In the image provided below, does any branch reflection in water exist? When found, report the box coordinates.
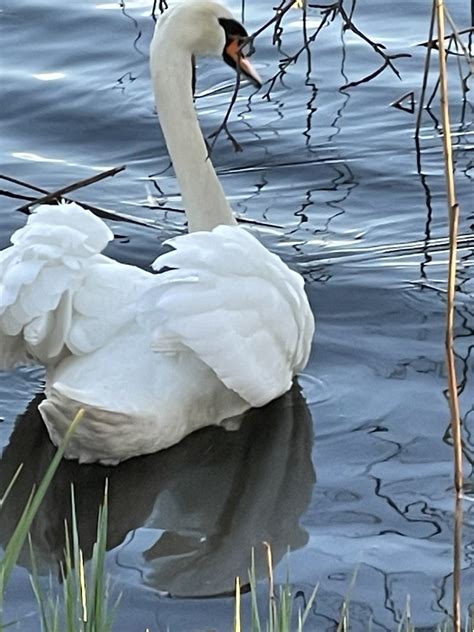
[0,382,315,598]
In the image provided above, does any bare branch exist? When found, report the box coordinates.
[18,166,126,212]
[151,0,168,20]
[207,64,243,153]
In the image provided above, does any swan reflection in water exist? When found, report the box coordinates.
[0,383,315,597]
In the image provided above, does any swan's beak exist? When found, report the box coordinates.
[224,39,262,88]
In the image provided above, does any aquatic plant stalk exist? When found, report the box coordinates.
[234,577,241,632]
[435,1,464,630]
[435,0,464,497]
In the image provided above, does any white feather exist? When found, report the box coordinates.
[0,202,114,362]
[0,1,315,464]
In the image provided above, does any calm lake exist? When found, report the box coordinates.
[0,0,473,629]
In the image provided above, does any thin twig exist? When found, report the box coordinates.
[210,0,409,154]
[262,1,409,95]
[425,30,468,132]
[262,9,332,99]
[246,0,299,49]
[17,166,126,212]
[444,8,474,70]
[208,62,243,153]
[336,2,410,80]
[0,190,37,202]
[8,173,283,230]
[151,0,167,19]
[390,91,415,113]
[19,195,161,229]
[342,55,408,90]
[436,1,463,628]
[226,215,284,229]
[7,173,161,229]
[159,205,284,229]
[0,174,48,194]
[302,0,311,72]
[415,1,437,145]
[418,26,474,48]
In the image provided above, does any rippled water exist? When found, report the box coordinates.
[0,0,473,630]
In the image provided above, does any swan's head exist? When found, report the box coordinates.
[153,0,261,87]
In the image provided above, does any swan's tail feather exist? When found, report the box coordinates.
[0,202,113,367]
[39,386,135,465]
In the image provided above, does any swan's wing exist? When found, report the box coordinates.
[65,260,151,356]
[142,226,314,408]
[0,202,115,367]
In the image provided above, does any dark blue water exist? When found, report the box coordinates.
[0,0,473,630]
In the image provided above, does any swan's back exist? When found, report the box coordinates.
[143,225,314,408]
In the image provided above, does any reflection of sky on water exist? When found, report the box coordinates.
[0,0,473,629]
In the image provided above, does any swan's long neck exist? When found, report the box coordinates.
[150,32,236,232]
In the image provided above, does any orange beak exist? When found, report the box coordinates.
[225,38,262,88]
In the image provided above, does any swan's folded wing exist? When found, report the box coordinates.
[67,260,151,355]
[0,202,114,367]
[142,226,314,408]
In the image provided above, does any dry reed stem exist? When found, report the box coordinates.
[435,0,464,497]
[453,494,463,632]
[263,541,274,601]
[435,1,464,630]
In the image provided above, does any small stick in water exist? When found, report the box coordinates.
[17,165,126,212]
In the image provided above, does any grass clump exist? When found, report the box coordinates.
[234,545,318,632]
[0,410,84,629]
[29,484,119,632]
[0,409,118,632]
[234,547,473,632]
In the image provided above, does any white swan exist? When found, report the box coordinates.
[0,0,314,464]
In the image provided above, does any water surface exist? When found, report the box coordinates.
[0,0,473,629]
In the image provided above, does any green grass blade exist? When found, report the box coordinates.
[249,548,262,632]
[0,464,24,507]
[87,482,109,631]
[300,584,318,629]
[1,410,84,590]
[62,522,79,632]
[29,536,50,632]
